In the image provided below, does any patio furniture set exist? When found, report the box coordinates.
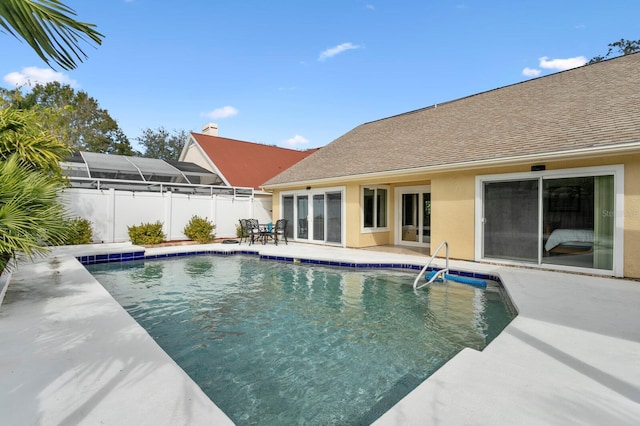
[238,218,288,245]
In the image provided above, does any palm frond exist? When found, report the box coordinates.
[0,107,72,174]
[0,0,103,70]
[0,155,69,271]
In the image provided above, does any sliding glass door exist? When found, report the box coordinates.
[542,176,614,270]
[282,195,294,241]
[313,194,325,241]
[281,188,344,245]
[326,192,342,244]
[483,179,539,262]
[479,166,620,273]
[297,196,308,239]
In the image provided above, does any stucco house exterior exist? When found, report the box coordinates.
[262,53,640,278]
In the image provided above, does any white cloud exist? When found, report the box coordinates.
[318,42,362,61]
[201,106,238,120]
[538,56,587,71]
[3,66,77,87]
[283,134,309,147]
[522,67,541,77]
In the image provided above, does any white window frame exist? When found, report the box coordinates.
[394,185,431,246]
[361,185,390,233]
[280,186,346,247]
[474,164,624,276]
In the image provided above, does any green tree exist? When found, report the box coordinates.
[0,107,71,271]
[588,38,640,64]
[137,127,188,161]
[0,106,71,173]
[0,0,103,70]
[1,82,134,155]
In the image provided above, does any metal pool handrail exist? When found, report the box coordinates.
[413,240,449,291]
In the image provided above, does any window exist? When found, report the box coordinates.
[362,186,388,230]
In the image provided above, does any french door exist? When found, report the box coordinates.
[281,188,343,245]
[396,186,431,247]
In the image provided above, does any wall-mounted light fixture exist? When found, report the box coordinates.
[531,164,546,172]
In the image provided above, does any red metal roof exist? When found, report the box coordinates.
[190,132,318,189]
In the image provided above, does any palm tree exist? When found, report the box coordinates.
[0,0,103,70]
[0,155,68,272]
[0,107,72,272]
[0,107,71,173]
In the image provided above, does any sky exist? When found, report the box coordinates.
[1,1,639,152]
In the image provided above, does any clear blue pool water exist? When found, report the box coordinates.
[87,255,515,425]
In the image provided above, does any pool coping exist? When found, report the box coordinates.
[74,243,501,285]
[1,242,640,425]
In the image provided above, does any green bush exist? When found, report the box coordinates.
[128,221,165,245]
[183,215,216,243]
[60,217,93,245]
[236,223,246,238]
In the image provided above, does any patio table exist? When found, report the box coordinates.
[258,223,275,244]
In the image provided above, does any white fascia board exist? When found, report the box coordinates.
[177,134,194,162]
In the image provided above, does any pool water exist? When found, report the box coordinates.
[87,255,515,425]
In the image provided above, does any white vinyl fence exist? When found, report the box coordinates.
[60,188,272,243]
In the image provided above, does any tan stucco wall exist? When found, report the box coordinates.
[431,172,476,260]
[344,183,364,247]
[271,192,281,219]
[271,184,393,248]
[622,155,640,278]
[267,153,640,277]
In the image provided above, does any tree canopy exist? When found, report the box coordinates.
[588,38,640,64]
[136,127,188,161]
[0,82,134,155]
[0,0,103,70]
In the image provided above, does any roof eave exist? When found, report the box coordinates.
[262,141,640,190]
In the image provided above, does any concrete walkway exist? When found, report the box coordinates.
[0,245,233,426]
[1,242,639,425]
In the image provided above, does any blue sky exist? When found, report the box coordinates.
[1,1,638,151]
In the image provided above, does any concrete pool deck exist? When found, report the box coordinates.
[1,242,639,425]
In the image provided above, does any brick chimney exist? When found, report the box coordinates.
[202,122,218,136]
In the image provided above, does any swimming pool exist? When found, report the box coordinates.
[87,255,515,425]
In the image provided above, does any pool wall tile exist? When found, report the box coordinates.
[74,246,502,286]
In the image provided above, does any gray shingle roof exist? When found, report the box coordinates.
[264,53,640,187]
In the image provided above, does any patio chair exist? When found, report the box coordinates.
[273,219,288,245]
[246,219,262,245]
[238,219,249,244]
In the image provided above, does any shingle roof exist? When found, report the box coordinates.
[190,133,318,189]
[264,53,640,187]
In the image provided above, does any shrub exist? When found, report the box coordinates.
[128,221,165,245]
[236,223,246,238]
[183,215,216,243]
[60,217,93,245]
